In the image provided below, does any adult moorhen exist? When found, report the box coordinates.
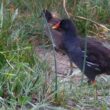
[52,19,110,84]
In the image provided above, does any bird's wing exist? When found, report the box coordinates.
[80,37,110,73]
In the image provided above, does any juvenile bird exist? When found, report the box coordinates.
[42,9,65,53]
[52,19,110,84]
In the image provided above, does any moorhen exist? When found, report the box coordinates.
[52,19,110,84]
[42,10,74,73]
[42,10,65,53]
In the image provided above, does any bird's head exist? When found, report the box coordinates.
[52,19,76,32]
[41,9,53,22]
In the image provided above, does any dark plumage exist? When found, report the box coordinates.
[42,10,60,24]
[42,10,53,22]
[42,10,64,53]
[52,19,110,83]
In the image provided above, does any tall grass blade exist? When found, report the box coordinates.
[12,8,18,22]
[0,1,3,29]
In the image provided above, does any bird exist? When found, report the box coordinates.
[52,19,110,84]
[41,9,65,53]
[42,10,74,73]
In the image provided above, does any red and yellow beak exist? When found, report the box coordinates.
[52,22,60,29]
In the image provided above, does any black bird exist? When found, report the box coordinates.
[42,10,65,53]
[52,19,110,84]
[42,10,74,73]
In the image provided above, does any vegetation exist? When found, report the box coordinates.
[0,0,110,109]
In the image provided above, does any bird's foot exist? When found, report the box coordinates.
[88,80,96,86]
[88,80,98,99]
[69,69,73,75]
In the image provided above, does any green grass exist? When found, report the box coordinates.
[0,0,110,109]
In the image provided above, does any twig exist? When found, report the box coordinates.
[73,0,77,12]
[63,0,70,18]
[76,16,110,32]
[6,59,14,69]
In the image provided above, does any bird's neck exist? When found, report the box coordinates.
[64,30,78,42]
[63,30,84,70]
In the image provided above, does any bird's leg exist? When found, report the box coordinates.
[91,80,96,86]
[92,80,98,100]
[88,80,98,100]
[88,79,96,85]
[69,60,74,75]
[55,48,60,52]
